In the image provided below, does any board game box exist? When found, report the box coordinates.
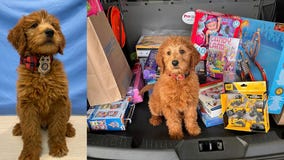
[87,97,134,131]
[199,82,224,118]
[207,36,240,80]
[198,102,224,128]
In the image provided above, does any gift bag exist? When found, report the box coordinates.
[87,12,132,106]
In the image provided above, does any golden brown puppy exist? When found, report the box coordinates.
[7,10,75,160]
[145,36,201,139]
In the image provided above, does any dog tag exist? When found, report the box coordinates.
[38,56,51,75]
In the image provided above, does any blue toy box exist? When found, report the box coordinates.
[198,102,223,127]
[87,97,134,131]
[237,18,284,114]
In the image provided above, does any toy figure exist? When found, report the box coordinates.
[205,16,221,45]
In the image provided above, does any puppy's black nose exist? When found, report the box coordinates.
[45,29,54,38]
[172,60,179,66]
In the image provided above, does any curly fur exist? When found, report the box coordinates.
[7,10,75,160]
[146,36,201,139]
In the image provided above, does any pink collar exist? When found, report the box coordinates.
[168,72,190,81]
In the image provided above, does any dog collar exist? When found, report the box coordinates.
[168,72,190,81]
[20,55,53,74]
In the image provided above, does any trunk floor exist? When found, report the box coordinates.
[88,96,284,149]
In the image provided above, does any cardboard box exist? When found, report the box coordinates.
[199,82,224,118]
[198,103,223,127]
[136,35,169,68]
[87,97,134,131]
[87,12,132,106]
[237,17,284,114]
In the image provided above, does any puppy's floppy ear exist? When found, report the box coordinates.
[156,46,165,73]
[58,31,66,54]
[7,18,26,55]
[189,43,200,69]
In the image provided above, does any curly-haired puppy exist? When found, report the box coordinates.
[7,10,75,159]
[146,36,201,139]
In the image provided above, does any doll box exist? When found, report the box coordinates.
[87,97,134,131]
[191,9,242,60]
[143,49,158,83]
[237,17,284,114]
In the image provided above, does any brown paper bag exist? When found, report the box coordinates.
[87,12,132,106]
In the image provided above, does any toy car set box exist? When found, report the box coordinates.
[87,96,135,131]
[221,81,270,133]
[237,17,284,114]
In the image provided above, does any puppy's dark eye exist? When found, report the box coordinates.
[30,23,38,28]
[179,49,185,54]
[167,51,171,55]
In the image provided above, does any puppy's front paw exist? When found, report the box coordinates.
[13,123,22,136]
[149,116,162,126]
[49,144,68,157]
[66,122,76,137]
[19,150,40,160]
[169,132,184,140]
[187,125,201,136]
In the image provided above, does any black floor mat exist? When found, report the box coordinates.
[87,96,284,149]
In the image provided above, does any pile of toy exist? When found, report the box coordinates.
[190,9,284,132]
[133,9,284,132]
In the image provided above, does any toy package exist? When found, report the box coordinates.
[127,62,144,104]
[191,9,242,60]
[136,35,169,68]
[221,81,270,133]
[207,36,240,80]
[143,49,158,83]
[198,102,223,127]
[199,82,224,118]
[237,17,284,114]
[87,97,135,131]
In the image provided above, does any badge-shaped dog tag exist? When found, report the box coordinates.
[38,56,51,75]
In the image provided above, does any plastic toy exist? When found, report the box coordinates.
[127,62,145,104]
[221,81,270,133]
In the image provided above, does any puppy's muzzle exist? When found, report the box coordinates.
[172,60,179,66]
[45,29,54,38]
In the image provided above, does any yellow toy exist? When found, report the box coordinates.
[221,81,269,132]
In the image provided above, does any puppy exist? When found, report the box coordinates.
[7,10,75,159]
[144,36,201,139]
